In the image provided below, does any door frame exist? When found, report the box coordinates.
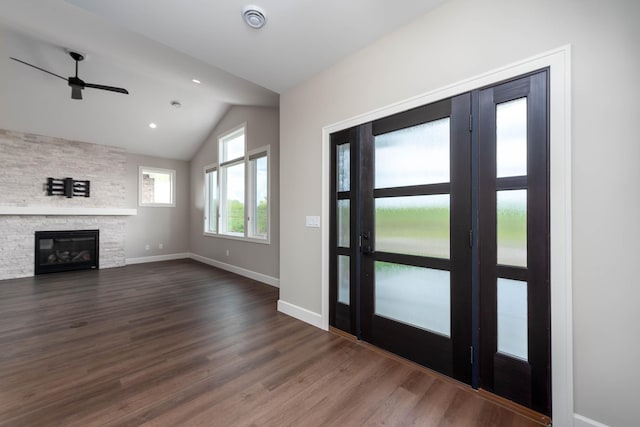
[320,45,572,425]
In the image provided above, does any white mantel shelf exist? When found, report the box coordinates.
[0,207,137,216]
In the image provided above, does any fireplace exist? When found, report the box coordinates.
[35,230,99,275]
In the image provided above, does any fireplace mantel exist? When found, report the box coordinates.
[0,207,137,216]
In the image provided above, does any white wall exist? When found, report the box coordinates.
[279,0,640,426]
[124,153,190,259]
[190,106,280,280]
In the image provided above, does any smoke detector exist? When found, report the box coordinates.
[242,5,267,29]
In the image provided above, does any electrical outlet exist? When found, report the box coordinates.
[158,243,163,249]
[145,244,150,250]
[226,249,229,257]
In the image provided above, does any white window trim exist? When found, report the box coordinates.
[203,163,218,234]
[138,166,176,207]
[219,122,247,164]
[203,124,271,244]
[219,157,245,237]
[247,145,271,243]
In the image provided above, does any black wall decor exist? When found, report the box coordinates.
[46,178,90,198]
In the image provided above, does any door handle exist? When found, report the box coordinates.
[360,232,374,255]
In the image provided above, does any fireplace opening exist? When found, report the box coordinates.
[35,230,99,275]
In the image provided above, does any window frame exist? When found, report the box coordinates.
[203,124,270,244]
[247,146,270,241]
[138,166,176,207]
[204,165,218,234]
[219,158,246,237]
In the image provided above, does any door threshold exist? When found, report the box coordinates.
[477,389,551,426]
[328,327,552,426]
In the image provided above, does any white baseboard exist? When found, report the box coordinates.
[189,253,279,288]
[574,414,609,427]
[125,253,190,265]
[277,299,324,330]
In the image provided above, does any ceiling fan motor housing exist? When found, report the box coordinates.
[69,51,85,62]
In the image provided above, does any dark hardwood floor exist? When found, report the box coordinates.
[0,260,544,426]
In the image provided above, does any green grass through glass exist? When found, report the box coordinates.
[497,190,527,267]
[375,195,450,258]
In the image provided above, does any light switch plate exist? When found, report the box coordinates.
[305,215,320,228]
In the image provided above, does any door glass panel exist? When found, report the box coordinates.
[496,97,527,178]
[497,190,527,267]
[497,278,528,360]
[375,262,450,336]
[338,256,350,305]
[375,118,450,189]
[337,143,350,192]
[337,200,350,247]
[375,195,449,258]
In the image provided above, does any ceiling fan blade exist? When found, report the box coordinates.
[84,83,129,95]
[71,85,83,100]
[9,57,67,81]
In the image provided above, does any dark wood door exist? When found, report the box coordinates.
[329,70,551,415]
[331,95,473,384]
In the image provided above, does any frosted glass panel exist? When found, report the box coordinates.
[337,200,350,247]
[496,97,527,178]
[338,256,350,305]
[498,278,528,360]
[375,262,450,336]
[497,190,527,267]
[337,143,350,192]
[376,195,449,258]
[375,118,450,188]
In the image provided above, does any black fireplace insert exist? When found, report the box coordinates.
[35,230,99,275]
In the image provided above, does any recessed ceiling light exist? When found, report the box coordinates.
[149,123,157,129]
[242,5,267,29]
[192,79,201,84]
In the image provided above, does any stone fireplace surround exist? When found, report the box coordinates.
[0,129,135,280]
[0,212,133,280]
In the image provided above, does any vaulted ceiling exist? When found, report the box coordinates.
[0,0,445,160]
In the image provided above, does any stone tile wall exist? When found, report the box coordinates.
[0,129,126,208]
[0,129,129,280]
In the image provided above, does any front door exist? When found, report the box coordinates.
[359,95,473,384]
[330,70,550,415]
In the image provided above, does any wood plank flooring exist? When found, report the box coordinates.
[0,260,543,426]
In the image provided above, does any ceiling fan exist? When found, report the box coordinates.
[9,51,129,100]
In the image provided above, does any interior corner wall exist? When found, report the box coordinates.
[124,152,190,259]
[279,0,640,426]
[189,105,280,280]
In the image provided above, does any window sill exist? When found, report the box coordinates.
[203,232,270,245]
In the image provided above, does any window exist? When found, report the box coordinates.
[139,166,175,207]
[220,161,245,236]
[248,152,268,239]
[204,124,270,242]
[205,167,217,233]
